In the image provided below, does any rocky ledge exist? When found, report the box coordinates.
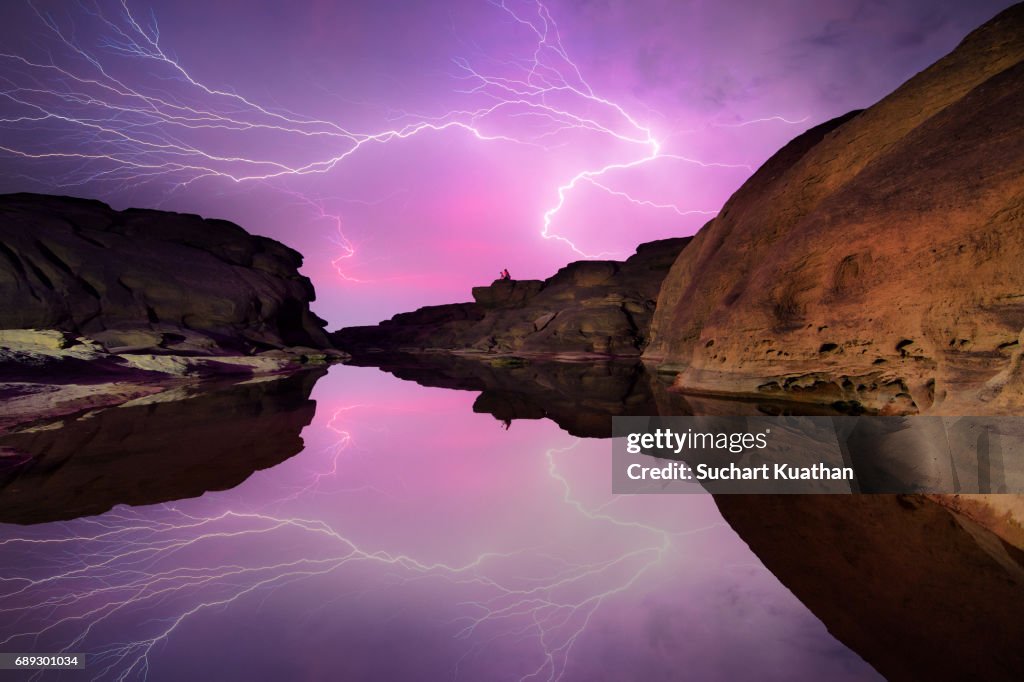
[1,193,334,352]
[333,237,689,357]
[0,193,344,432]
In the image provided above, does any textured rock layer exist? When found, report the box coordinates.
[645,5,1024,415]
[0,193,331,354]
[334,238,689,357]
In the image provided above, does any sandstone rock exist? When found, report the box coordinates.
[645,4,1024,415]
[471,279,544,307]
[0,329,74,350]
[333,237,689,357]
[0,193,332,354]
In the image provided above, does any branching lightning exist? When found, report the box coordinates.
[714,114,811,128]
[0,0,801,270]
[0,4,791,675]
[0,435,723,681]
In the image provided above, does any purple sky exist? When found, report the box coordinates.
[0,0,1015,327]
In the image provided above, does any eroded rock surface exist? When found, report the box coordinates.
[0,193,332,354]
[645,4,1024,415]
[333,238,689,357]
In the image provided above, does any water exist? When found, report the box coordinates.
[0,364,881,681]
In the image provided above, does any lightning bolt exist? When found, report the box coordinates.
[277,190,365,283]
[273,403,379,502]
[0,0,794,269]
[0,431,726,682]
[714,115,811,128]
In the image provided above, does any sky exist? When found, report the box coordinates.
[0,0,1016,327]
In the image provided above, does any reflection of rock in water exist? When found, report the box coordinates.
[0,368,325,525]
[348,353,661,438]
[715,494,1024,682]
[349,352,850,438]
[346,351,1024,678]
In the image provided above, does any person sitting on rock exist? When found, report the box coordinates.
[501,268,511,280]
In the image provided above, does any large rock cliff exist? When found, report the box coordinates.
[645,4,1024,415]
[0,193,332,354]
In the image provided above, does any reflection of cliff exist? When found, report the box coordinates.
[0,369,325,524]
[354,354,858,438]
[352,352,1024,679]
[348,353,663,438]
[715,495,1024,681]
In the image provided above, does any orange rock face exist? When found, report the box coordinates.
[645,4,1024,415]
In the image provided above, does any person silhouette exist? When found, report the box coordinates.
[501,268,511,280]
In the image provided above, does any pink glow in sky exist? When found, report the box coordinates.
[0,0,1015,327]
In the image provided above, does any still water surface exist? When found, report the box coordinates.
[0,364,881,681]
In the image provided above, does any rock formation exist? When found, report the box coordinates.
[0,194,345,430]
[0,193,332,354]
[333,237,689,357]
[644,4,1024,415]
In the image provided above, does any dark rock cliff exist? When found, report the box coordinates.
[0,193,332,354]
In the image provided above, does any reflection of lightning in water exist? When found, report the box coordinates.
[274,403,404,503]
[0,509,523,681]
[0,0,796,266]
[274,404,364,503]
[449,441,673,680]
[0,437,723,681]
